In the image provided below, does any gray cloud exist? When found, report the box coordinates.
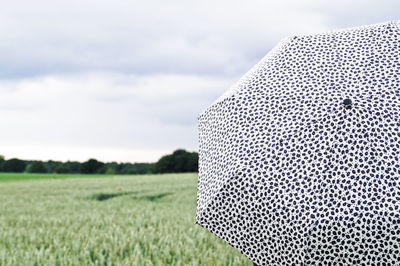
[0,0,326,78]
[0,0,398,161]
[0,0,397,79]
[0,73,233,160]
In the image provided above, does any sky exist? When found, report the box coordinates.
[0,0,399,163]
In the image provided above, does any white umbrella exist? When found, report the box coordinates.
[196,20,400,265]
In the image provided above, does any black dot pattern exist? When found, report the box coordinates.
[196,21,400,265]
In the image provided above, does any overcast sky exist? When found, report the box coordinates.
[0,0,398,162]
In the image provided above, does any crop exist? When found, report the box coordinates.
[0,173,251,265]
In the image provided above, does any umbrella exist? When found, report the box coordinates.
[195,20,400,265]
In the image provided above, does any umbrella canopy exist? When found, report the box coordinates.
[196,21,400,265]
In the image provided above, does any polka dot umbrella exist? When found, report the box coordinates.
[195,20,400,265]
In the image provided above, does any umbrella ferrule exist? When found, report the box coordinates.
[343,98,352,109]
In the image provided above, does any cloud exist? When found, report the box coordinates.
[0,144,170,163]
[0,73,234,161]
[309,0,400,28]
[0,0,396,80]
[0,0,398,161]
[0,0,329,78]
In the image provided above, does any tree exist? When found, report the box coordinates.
[45,160,62,173]
[64,161,81,173]
[80,159,105,174]
[186,152,199,172]
[96,165,114,174]
[54,164,71,173]
[155,149,198,173]
[26,161,48,173]
[0,155,5,171]
[155,154,174,173]
[3,158,26,172]
[121,163,155,174]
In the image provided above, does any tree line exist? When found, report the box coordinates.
[0,149,198,174]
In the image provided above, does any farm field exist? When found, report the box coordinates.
[0,173,109,182]
[0,173,251,265]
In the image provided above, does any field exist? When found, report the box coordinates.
[0,173,108,182]
[0,173,251,265]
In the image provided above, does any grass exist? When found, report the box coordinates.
[0,173,251,265]
[0,172,109,182]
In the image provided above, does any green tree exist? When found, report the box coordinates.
[155,154,174,173]
[80,159,104,174]
[155,149,198,173]
[3,158,26,173]
[26,161,48,173]
[54,164,71,173]
[116,163,155,175]
[45,160,63,173]
[96,165,114,174]
[0,155,5,171]
[186,152,199,172]
[65,161,81,173]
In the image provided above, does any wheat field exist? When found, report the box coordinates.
[0,173,251,265]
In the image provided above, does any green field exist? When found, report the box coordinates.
[0,173,109,182]
[0,173,251,265]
